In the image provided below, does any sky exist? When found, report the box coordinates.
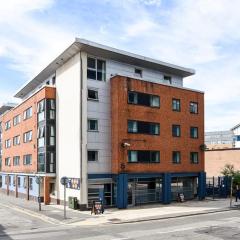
[0,0,240,131]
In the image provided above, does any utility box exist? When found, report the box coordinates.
[68,197,78,210]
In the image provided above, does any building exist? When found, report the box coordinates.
[0,39,205,209]
[205,124,240,177]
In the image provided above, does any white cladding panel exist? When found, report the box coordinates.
[87,58,183,174]
[55,53,81,200]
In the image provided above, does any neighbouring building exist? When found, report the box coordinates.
[205,124,240,177]
[0,39,205,209]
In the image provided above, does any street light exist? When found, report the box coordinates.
[35,176,43,211]
[60,176,69,219]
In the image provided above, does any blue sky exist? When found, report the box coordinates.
[0,0,240,131]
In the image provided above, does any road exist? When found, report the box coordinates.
[1,203,240,239]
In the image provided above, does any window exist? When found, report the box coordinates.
[128,120,160,135]
[13,156,20,166]
[128,91,160,108]
[17,177,21,187]
[172,99,180,111]
[49,125,55,146]
[13,135,20,146]
[88,150,98,161]
[134,68,142,78]
[23,131,32,143]
[5,120,11,130]
[87,57,106,81]
[13,115,21,126]
[164,75,172,84]
[172,151,181,164]
[37,100,45,122]
[150,95,160,107]
[37,126,45,147]
[38,153,45,172]
[29,178,33,190]
[5,139,11,148]
[88,119,98,131]
[5,157,11,166]
[13,177,16,187]
[9,176,12,186]
[50,99,55,110]
[128,120,138,133]
[5,176,9,185]
[88,89,99,100]
[23,154,32,165]
[190,152,199,164]
[190,102,198,114]
[128,150,160,163]
[23,107,33,120]
[190,127,198,139]
[172,125,181,137]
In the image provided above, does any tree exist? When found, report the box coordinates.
[221,164,235,177]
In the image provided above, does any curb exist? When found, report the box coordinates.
[110,208,233,224]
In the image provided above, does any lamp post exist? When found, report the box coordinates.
[230,176,234,208]
[60,176,69,219]
[35,176,43,211]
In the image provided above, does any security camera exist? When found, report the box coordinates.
[122,142,131,148]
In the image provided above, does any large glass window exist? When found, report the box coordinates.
[37,100,45,122]
[128,120,160,135]
[49,125,55,146]
[172,99,180,111]
[128,91,160,108]
[87,57,106,81]
[38,153,45,172]
[37,126,45,147]
[172,125,181,137]
[128,150,160,163]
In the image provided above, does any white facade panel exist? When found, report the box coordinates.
[55,52,82,201]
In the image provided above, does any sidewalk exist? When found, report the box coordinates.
[0,193,237,226]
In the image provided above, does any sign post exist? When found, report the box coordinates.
[35,176,43,211]
[60,176,68,219]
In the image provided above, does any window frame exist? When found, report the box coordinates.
[5,157,11,166]
[127,120,160,135]
[13,115,21,126]
[190,126,198,139]
[87,150,99,162]
[23,130,33,143]
[87,119,99,132]
[190,152,199,164]
[172,98,181,112]
[87,56,106,81]
[190,102,198,114]
[172,151,181,164]
[128,150,160,163]
[128,91,160,108]
[23,154,32,165]
[23,107,33,120]
[13,156,20,166]
[172,124,181,137]
[87,88,99,101]
[5,120,11,130]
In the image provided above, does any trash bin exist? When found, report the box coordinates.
[68,197,78,210]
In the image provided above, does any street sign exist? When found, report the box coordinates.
[61,176,69,186]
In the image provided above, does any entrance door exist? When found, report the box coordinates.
[127,181,135,206]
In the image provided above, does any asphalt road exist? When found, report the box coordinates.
[1,203,240,240]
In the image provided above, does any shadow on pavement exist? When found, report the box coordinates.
[0,224,13,240]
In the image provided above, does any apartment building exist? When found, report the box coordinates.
[0,39,205,209]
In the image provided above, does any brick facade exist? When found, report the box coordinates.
[111,76,204,174]
[0,87,55,174]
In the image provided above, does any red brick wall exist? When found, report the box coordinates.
[111,76,204,174]
[0,87,56,174]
